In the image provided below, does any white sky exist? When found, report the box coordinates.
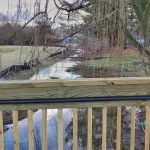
[0,0,85,26]
[0,0,57,17]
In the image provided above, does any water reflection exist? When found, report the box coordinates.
[4,56,81,149]
[31,57,81,80]
[4,109,72,150]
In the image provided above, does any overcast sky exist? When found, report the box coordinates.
[0,0,85,26]
[0,0,57,17]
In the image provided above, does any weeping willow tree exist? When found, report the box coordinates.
[125,0,150,75]
[82,0,124,51]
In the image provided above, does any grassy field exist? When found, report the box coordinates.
[0,45,64,70]
[82,53,146,77]
[0,46,146,78]
[84,54,141,67]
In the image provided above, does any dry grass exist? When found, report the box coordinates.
[0,45,64,70]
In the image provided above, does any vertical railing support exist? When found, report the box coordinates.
[58,109,63,150]
[87,108,92,150]
[28,110,34,150]
[0,111,4,150]
[116,107,121,150]
[13,111,20,150]
[102,107,107,150]
[42,109,47,150]
[73,108,78,150]
[145,106,150,150]
[130,106,136,150]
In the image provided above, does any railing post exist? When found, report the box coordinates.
[28,110,34,150]
[42,109,47,150]
[13,110,20,150]
[0,111,4,150]
[116,107,121,150]
[130,106,136,150]
[102,107,107,150]
[58,109,63,150]
[87,108,92,150]
[73,108,78,150]
[145,106,150,150]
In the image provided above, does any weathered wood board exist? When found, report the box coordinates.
[0,77,150,100]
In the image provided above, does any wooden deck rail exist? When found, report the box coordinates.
[0,77,150,150]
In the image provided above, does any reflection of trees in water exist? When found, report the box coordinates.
[65,109,88,149]
[18,111,59,150]
[48,115,58,149]
[34,125,42,150]
[65,107,146,150]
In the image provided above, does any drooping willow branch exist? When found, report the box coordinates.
[54,0,91,12]
[48,7,119,44]
[2,0,50,43]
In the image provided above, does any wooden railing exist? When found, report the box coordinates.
[0,77,150,150]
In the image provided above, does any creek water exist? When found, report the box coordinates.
[4,57,82,150]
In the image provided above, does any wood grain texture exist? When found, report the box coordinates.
[42,109,47,150]
[87,108,92,150]
[28,110,34,150]
[73,109,78,150]
[130,106,136,150]
[0,77,150,100]
[58,109,63,150]
[116,107,121,150]
[102,107,107,150]
[145,106,150,150]
[0,111,4,150]
[13,111,20,150]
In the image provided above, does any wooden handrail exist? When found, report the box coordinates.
[0,77,150,100]
[0,77,150,150]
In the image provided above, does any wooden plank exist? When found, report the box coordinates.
[130,106,136,150]
[1,84,150,100]
[73,108,78,150]
[1,100,150,111]
[1,77,150,100]
[13,111,20,150]
[145,106,150,150]
[42,109,47,150]
[102,107,107,150]
[28,110,34,150]
[116,107,121,150]
[1,77,150,88]
[0,111,4,150]
[87,108,92,150]
[58,109,63,150]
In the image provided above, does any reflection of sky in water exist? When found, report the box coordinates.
[30,58,81,80]
[4,109,73,150]
[4,57,82,150]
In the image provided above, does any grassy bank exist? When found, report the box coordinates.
[0,45,64,70]
[9,57,63,80]
[67,53,146,77]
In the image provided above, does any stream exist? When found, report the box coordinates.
[4,56,82,150]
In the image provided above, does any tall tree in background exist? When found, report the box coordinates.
[84,0,120,43]
[125,0,150,74]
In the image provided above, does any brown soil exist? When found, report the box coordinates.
[79,46,138,59]
[3,110,28,125]
[67,65,121,78]
[104,47,138,57]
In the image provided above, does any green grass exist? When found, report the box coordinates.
[9,57,63,80]
[83,54,146,77]
[0,46,35,53]
[84,55,141,68]
[0,45,63,70]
